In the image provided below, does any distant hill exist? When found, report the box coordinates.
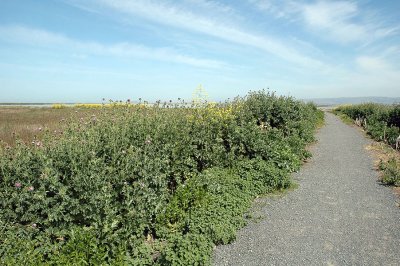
[304,97,400,107]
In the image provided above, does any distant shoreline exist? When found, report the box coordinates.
[1,96,399,108]
[0,103,86,107]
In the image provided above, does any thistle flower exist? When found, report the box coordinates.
[31,223,37,228]
[145,139,152,145]
[28,186,34,191]
[15,182,22,188]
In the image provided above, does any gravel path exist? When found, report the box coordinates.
[213,113,400,266]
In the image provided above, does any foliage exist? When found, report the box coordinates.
[334,103,400,147]
[51,104,67,109]
[0,90,323,265]
[379,157,400,186]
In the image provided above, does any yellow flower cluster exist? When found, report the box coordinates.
[205,104,235,121]
[51,104,66,109]
[74,103,104,108]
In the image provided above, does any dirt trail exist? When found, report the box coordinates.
[213,113,400,266]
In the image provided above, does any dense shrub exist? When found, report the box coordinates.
[334,103,400,147]
[0,90,323,265]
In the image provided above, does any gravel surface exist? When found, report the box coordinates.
[213,113,400,266]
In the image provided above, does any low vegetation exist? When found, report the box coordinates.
[334,103,400,146]
[334,103,400,187]
[0,91,323,265]
[0,107,90,146]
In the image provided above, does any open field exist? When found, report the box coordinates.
[0,107,98,146]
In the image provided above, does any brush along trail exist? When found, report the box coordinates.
[213,112,400,266]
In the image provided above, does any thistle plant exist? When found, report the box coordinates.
[0,90,323,265]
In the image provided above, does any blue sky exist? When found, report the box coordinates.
[0,0,399,103]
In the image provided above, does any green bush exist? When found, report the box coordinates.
[334,103,400,147]
[0,90,323,265]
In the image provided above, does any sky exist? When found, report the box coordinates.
[0,0,399,103]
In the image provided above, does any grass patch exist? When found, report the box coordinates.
[333,112,354,125]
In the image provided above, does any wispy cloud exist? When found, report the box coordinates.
[65,0,329,69]
[0,25,224,68]
[248,0,299,20]
[356,56,391,71]
[301,1,361,44]
[0,25,72,46]
[249,0,399,45]
[350,56,400,93]
[302,1,365,43]
[301,1,399,44]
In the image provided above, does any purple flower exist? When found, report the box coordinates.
[15,182,22,188]
[28,186,34,192]
[31,223,37,228]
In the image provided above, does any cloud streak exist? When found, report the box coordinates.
[66,0,329,69]
[0,25,225,68]
[250,0,399,45]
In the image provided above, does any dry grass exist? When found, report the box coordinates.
[365,141,399,171]
[365,142,400,169]
[365,142,400,203]
[0,107,94,146]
